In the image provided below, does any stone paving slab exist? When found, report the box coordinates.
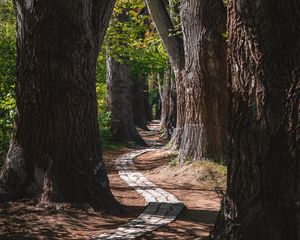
[92,149,185,240]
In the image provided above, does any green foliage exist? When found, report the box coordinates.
[104,0,168,76]
[97,0,169,143]
[95,53,113,148]
[0,0,169,156]
[0,0,16,164]
[222,31,228,40]
[168,153,179,167]
[184,156,193,165]
[167,0,182,38]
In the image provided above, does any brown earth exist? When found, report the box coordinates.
[134,150,224,240]
[0,122,225,239]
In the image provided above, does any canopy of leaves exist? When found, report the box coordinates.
[104,0,168,77]
[0,0,169,155]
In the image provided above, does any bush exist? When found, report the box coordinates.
[0,2,16,165]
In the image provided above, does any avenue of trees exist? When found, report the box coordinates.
[0,0,299,239]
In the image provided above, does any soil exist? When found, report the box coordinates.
[0,122,225,239]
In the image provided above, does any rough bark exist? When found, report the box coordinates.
[151,82,161,120]
[132,74,149,131]
[144,79,153,122]
[160,67,177,140]
[178,0,228,163]
[0,0,119,211]
[145,0,185,147]
[106,56,144,144]
[159,75,166,128]
[145,0,184,71]
[155,99,161,120]
[169,69,185,148]
[211,0,300,239]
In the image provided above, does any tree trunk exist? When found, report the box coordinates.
[0,0,119,212]
[145,0,185,147]
[169,69,185,148]
[178,0,228,163]
[159,73,167,129]
[132,74,149,130]
[106,56,144,144]
[160,67,177,140]
[211,0,300,239]
[144,78,153,122]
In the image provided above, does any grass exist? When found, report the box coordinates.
[165,152,227,189]
[168,152,179,167]
[194,159,227,175]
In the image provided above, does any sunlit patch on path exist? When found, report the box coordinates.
[92,149,184,239]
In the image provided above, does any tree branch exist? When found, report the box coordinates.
[145,0,184,71]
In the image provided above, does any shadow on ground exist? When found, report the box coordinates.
[0,200,217,240]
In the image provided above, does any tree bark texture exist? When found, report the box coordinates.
[169,69,185,148]
[160,67,177,140]
[106,56,144,144]
[144,79,153,122]
[0,0,119,211]
[211,0,300,239]
[132,74,149,131]
[178,0,228,163]
[145,0,185,148]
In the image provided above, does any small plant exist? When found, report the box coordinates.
[168,153,179,167]
[184,156,193,165]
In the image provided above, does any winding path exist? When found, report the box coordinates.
[92,148,184,239]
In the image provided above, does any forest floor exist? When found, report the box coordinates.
[0,121,226,240]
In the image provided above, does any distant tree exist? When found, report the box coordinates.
[105,0,168,132]
[144,79,152,122]
[211,0,300,239]
[159,66,176,139]
[145,0,185,147]
[131,73,150,130]
[107,56,144,143]
[106,6,144,143]
[0,0,119,212]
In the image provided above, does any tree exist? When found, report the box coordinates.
[145,0,185,148]
[106,56,144,143]
[131,73,150,130]
[178,0,228,163]
[147,0,228,162]
[159,66,177,139]
[0,0,119,211]
[106,6,144,143]
[144,78,153,122]
[105,0,168,132]
[211,0,300,239]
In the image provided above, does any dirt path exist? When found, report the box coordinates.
[134,121,221,239]
[0,121,221,239]
[93,147,184,239]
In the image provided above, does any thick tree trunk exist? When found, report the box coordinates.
[177,0,228,163]
[132,74,149,130]
[211,0,300,239]
[106,56,144,144]
[0,0,119,211]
